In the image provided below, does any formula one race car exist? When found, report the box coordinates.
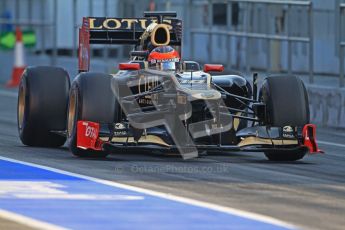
[17,12,322,161]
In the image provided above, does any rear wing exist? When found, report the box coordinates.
[78,12,182,72]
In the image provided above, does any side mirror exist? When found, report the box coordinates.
[183,61,201,72]
[119,63,140,70]
[203,64,224,73]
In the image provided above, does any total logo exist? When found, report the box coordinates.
[114,123,127,136]
[114,123,126,130]
[282,126,294,138]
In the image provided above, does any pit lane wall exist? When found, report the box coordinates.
[306,85,345,128]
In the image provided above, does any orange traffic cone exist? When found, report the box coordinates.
[6,27,26,87]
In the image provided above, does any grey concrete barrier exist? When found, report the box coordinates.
[307,85,345,128]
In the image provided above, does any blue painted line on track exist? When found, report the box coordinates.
[0,158,294,230]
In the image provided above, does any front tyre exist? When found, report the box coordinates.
[260,75,310,161]
[264,148,308,161]
[67,72,119,158]
[260,75,309,127]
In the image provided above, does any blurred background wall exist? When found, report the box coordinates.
[0,0,344,83]
[1,0,345,128]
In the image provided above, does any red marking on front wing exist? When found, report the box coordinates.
[77,121,103,151]
[302,124,324,154]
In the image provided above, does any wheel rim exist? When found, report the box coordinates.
[67,90,77,137]
[18,83,26,130]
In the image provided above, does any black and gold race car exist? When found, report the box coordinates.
[17,12,322,161]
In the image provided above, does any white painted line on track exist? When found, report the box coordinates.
[318,140,345,149]
[0,89,17,98]
[0,156,296,230]
[0,209,68,230]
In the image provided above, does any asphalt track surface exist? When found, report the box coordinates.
[0,88,345,230]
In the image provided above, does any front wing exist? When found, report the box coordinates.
[76,120,322,158]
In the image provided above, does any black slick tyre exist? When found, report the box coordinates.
[17,66,70,147]
[67,72,120,158]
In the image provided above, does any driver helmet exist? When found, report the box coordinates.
[148,46,180,71]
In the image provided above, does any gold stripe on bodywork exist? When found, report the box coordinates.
[233,112,242,131]
[100,135,170,147]
[238,136,298,147]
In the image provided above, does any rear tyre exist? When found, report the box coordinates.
[260,75,309,161]
[67,72,119,158]
[17,66,70,147]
